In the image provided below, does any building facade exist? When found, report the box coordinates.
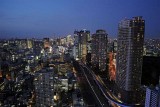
[116,16,145,103]
[34,67,54,107]
[73,29,90,61]
[91,29,108,71]
[145,86,160,107]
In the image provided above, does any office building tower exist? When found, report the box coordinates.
[116,16,145,103]
[27,39,33,49]
[91,29,108,71]
[73,29,90,61]
[145,86,160,107]
[73,30,79,60]
[34,68,54,107]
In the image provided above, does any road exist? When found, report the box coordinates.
[77,63,110,107]
[80,62,142,107]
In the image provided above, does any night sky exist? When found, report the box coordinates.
[0,0,160,39]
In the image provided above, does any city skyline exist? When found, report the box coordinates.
[0,0,160,39]
[0,18,160,106]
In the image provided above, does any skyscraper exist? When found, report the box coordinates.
[116,16,145,103]
[73,29,90,62]
[91,29,108,72]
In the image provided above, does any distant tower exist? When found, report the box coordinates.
[145,86,160,107]
[73,29,90,61]
[91,29,108,71]
[27,39,33,49]
[116,16,145,103]
[73,30,79,60]
[80,30,90,62]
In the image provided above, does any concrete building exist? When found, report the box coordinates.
[116,16,145,103]
[91,29,108,71]
[34,67,54,107]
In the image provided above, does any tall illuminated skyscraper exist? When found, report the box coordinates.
[91,29,108,72]
[73,29,90,61]
[116,16,145,103]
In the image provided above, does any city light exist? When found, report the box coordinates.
[109,52,116,81]
[0,1,159,106]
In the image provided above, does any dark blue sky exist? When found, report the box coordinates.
[0,0,160,38]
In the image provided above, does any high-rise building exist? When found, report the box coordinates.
[116,16,145,103]
[27,39,33,49]
[91,29,108,71]
[73,29,90,61]
[145,86,160,107]
[73,30,79,60]
[34,67,54,107]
